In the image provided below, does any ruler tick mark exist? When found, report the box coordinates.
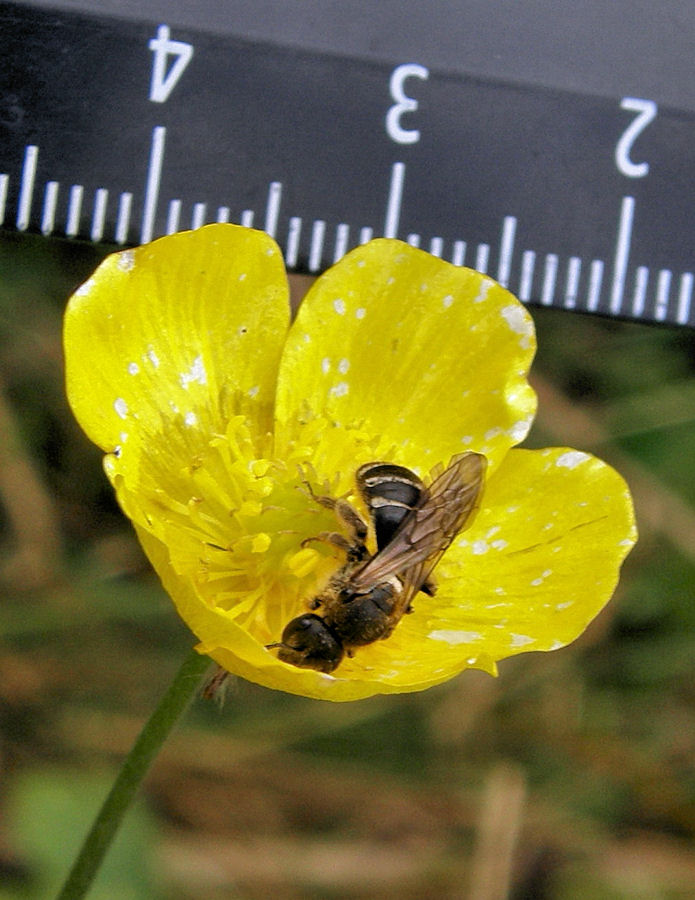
[240,209,254,228]
[406,233,420,248]
[631,266,649,317]
[309,219,326,271]
[285,216,302,267]
[384,161,405,238]
[497,215,517,287]
[115,192,133,244]
[41,180,59,235]
[655,269,672,321]
[333,222,350,262]
[541,254,558,306]
[191,201,206,229]
[519,250,536,301]
[16,144,38,231]
[359,226,373,244]
[66,184,83,237]
[475,243,490,273]
[0,174,8,224]
[91,187,108,242]
[587,259,604,311]
[166,199,181,234]
[141,125,166,243]
[677,273,693,325]
[564,256,582,308]
[216,206,230,223]
[610,195,635,314]
[451,240,466,267]
[264,181,282,238]
[429,236,443,257]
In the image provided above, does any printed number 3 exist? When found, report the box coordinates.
[386,63,430,145]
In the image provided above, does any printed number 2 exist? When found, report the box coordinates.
[385,63,430,144]
[149,25,194,103]
[615,97,658,178]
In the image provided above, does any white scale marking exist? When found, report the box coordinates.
[655,268,672,321]
[610,195,635,314]
[240,209,254,228]
[429,235,443,257]
[41,180,59,235]
[285,216,302,266]
[359,226,373,244]
[541,254,558,305]
[66,184,83,236]
[451,240,466,267]
[115,192,133,244]
[16,144,38,230]
[333,222,350,262]
[0,174,8,223]
[141,125,166,244]
[191,201,206,229]
[384,161,405,238]
[519,250,535,301]
[264,181,282,238]
[166,198,181,234]
[586,259,604,311]
[475,243,489,273]
[309,219,326,271]
[497,215,516,287]
[407,233,420,247]
[564,256,581,309]
[91,187,109,242]
[216,206,230,223]
[631,265,649,317]
[677,272,693,325]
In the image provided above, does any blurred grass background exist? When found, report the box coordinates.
[0,230,694,899]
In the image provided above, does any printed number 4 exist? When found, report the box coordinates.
[149,25,194,104]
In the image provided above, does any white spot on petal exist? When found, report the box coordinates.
[75,277,95,296]
[117,250,135,272]
[485,427,502,441]
[238,272,247,281]
[248,385,259,398]
[333,298,346,315]
[556,450,590,469]
[321,357,331,374]
[330,381,349,397]
[474,278,493,302]
[184,411,197,427]
[491,539,508,551]
[114,397,128,419]
[556,601,574,610]
[510,633,535,648]
[146,348,160,368]
[180,355,207,388]
[509,418,532,442]
[429,629,483,645]
[355,307,366,319]
[338,358,350,374]
[442,293,454,308]
[501,303,530,334]
[127,362,140,375]
[472,540,488,555]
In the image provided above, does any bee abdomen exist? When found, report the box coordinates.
[326,582,399,646]
[356,462,426,550]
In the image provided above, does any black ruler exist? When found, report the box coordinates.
[2,0,694,327]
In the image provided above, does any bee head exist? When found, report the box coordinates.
[267,614,344,674]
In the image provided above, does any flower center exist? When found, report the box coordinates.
[132,414,360,643]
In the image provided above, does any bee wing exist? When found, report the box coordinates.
[350,451,487,596]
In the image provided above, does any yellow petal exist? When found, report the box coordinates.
[274,239,537,487]
[64,225,289,458]
[386,446,637,679]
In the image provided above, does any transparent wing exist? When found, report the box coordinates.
[350,452,487,603]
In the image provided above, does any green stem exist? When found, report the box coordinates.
[56,648,212,900]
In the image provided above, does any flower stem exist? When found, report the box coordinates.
[56,648,212,900]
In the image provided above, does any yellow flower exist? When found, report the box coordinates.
[64,224,636,701]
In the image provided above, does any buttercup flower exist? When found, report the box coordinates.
[64,224,636,701]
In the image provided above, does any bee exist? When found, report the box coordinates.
[267,451,486,673]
